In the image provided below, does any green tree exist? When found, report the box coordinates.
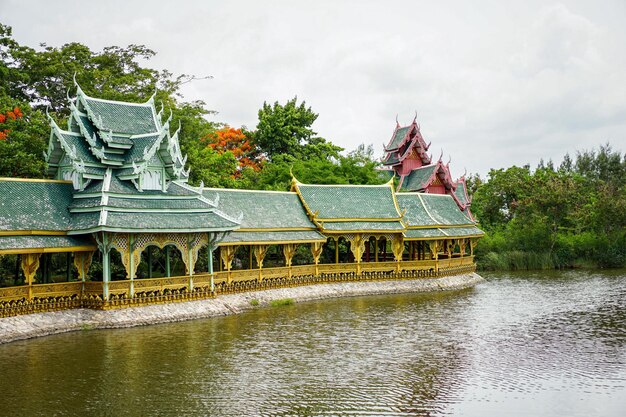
[254,97,341,160]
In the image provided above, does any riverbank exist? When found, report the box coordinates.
[0,272,484,344]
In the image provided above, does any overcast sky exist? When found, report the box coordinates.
[2,0,625,177]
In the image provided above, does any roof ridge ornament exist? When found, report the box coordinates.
[66,87,75,103]
[99,129,113,144]
[412,111,417,124]
[157,102,164,121]
[396,114,399,127]
[92,146,105,161]
[146,88,157,105]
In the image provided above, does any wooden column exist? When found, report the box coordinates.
[207,242,215,292]
[374,238,379,262]
[73,251,94,297]
[147,247,153,278]
[21,253,41,301]
[253,245,268,282]
[66,253,72,282]
[96,232,113,301]
[283,244,297,278]
[165,246,171,277]
[335,238,339,264]
[392,235,404,273]
[311,242,323,276]
[220,245,237,284]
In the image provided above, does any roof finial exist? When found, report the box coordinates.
[447,155,451,166]
[146,88,157,104]
[462,167,467,179]
[45,105,53,123]
[438,149,443,162]
[412,110,417,124]
[395,114,399,127]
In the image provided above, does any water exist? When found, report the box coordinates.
[0,270,624,416]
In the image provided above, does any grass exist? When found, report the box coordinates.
[477,251,556,271]
[249,299,260,306]
[270,298,295,307]
[80,324,94,331]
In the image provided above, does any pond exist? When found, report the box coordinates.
[0,269,624,416]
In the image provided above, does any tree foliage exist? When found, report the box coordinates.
[472,144,626,269]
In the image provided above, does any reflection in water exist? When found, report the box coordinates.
[0,270,625,416]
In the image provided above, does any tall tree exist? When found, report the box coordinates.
[254,97,341,160]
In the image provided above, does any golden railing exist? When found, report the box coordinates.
[1,256,476,317]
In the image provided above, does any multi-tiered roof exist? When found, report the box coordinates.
[382,118,473,218]
[0,84,241,254]
[0,90,483,256]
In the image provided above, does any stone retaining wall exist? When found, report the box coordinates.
[0,273,484,344]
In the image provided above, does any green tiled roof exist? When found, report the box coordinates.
[124,135,161,162]
[110,136,133,146]
[0,180,74,231]
[404,226,484,239]
[82,180,103,193]
[296,183,401,220]
[385,126,410,151]
[103,177,195,196]
[221,230,326,244]
[383,153,400,166]
[106,197,209,210]
[397,193,473,227]
[103,212,237,232]
[70,211,238,233]
[204,189,315,230]
[70,212,100,231]
[420,194,472,225]
[320,221,405,232]
[0,235,95,251]
[68,197,102,209]
[59,133,99,164]
[83,97,158,135]
[400,164,437,191]
[403,228,448,239]
[83,167,106,176]
[454,182,469,206]
[75,115,101,144]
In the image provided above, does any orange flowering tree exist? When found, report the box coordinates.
[0,106,23,141]
[203,126,263,175]
[0,101,48,177]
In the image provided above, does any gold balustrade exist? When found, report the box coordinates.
[0,285,29,302]
[1,257,477,317]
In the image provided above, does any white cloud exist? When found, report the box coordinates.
[2,0,624,177]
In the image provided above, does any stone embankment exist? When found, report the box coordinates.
[0,273,484,344]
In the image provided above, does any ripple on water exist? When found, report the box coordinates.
[0,270,624,416]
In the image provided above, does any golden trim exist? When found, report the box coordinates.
[0,230,67,236]
[406,224,477,229]
[203,187,296,195]
[321,229,405,234]
[0,246,97,255]
[315,217,403,223]
[219,239,326,246]
[403,234,483,241]
[236,227,317,232]
[0,177,72,184]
